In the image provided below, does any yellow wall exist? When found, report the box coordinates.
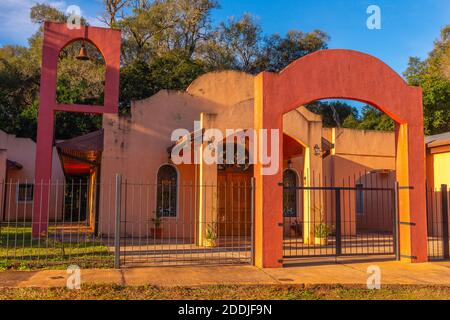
[433,152,450,188]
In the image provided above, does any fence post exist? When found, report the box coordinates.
[393,182,400,261]
[335,189,342,256]
[250,177,255,266]
[114,174,122,269]
[441,184,449,260]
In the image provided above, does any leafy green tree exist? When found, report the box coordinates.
[256,29,329,73]
[0,1,330,139]
[356,106,394,131]
[404,25,450,135]
[120,53,206,112]
[342,113,360,129]
[210,14,263,72]
[306,101,358,128]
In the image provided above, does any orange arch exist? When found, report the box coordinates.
[254,49,427,268]
[262,49,422,124]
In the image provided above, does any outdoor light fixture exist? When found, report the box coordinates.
[313,144,321,156]
[76,42,90,61]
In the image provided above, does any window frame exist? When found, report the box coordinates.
[155,164,179,218]
[356,183,364,216]
[16,183,34,203]
[283,169,299,218]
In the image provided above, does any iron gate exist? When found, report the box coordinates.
[282,182,399,260]
[115,176,255,267]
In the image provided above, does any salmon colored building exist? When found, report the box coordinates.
[94,64,423,267]
[12,23,436,268]
[0,130,64,222]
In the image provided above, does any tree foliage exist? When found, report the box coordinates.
[0,1,332,140]
[404,25,450,135]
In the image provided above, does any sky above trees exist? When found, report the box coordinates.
[0,1,449,139]
[1,0,449,75]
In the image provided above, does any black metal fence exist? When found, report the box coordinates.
[282,172,397,260]
[0,180,114,269]
[115,176,254,267]
[1,177,449,270]
[0,177,254,269]
[427,184,450,260]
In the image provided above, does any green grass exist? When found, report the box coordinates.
[0,226,113,270]
[0,284,449,300]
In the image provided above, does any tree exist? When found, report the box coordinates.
[211,14,263,72]
[0,1,330,139]
[203,14,329,74]
[100,0,130,27]
[119,53,206,112]
[0,4,105,140]
[404,25,450,135]
[118,1,176,64]
[256,29,329,72]
[306,101,358,128]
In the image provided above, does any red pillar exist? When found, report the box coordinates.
[31,22,121,238]
[32,112,55,238]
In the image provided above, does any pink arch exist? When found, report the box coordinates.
[263,49,421,123]
[254,49,427,268]
[32,22,121,237]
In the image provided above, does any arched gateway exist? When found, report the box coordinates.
[32,22,121,237]
[253,49,427,268]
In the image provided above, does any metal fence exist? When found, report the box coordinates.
[0,179,114,269]
[427,184,450,260]
[282,171,397,260]
[1,177,449,270]
[0,177,254,269]
[115,177,254,267]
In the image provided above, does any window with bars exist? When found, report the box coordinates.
[356,184,364,216]
[156,165,178,217]
[17,184,34,202]
[283,169,298,217]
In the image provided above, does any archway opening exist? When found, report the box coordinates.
[53,40,106,229]
[281,97,399,260]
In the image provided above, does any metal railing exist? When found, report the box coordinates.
[0,176,254,269]
[281,171,397,260]
[1,176,449,269]
[0,179,114,269]
[427,184,450,260]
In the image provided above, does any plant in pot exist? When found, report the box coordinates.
[314,223,330,246]
[204,222,218,247]
[151,212,164,239]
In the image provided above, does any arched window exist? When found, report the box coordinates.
[283,169,298,217]
[156,165,178,217]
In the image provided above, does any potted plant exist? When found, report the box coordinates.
[204,223,218,247]
[314,223,330,246]
[151,213,164,239]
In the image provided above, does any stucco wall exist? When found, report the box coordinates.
[0,130,65,221]
[324,128,396,236]
[100,71,256,237]
[99,69,400,241]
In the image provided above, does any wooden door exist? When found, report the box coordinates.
[217,169,252,238]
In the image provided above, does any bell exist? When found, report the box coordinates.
[76,43,89,61]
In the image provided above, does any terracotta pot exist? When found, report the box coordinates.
[151,228,163,239]
[314,237,327,246]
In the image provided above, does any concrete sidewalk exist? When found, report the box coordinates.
[1,261,450,288]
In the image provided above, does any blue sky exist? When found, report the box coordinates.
[0,0,449,77]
